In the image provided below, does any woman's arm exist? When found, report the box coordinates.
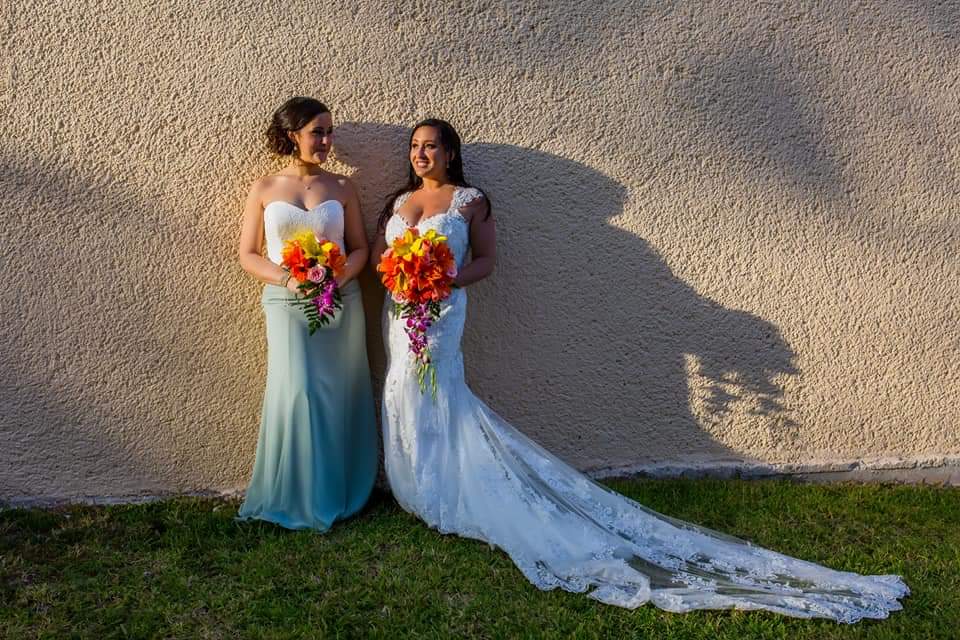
[454,196,495,287]
[339,177,369,286]
[238,179,298,291]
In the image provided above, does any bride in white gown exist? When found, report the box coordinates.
[370,119,908,623]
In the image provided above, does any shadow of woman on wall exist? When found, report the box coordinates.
[335,123,799,475]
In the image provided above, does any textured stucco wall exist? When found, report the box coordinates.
[2,1,958,501]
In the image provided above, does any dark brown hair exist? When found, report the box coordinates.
[378,118,492,230]
[265,97,330,155]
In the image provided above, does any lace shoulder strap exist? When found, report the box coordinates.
[393,191,413,212]
[451,186,483,212]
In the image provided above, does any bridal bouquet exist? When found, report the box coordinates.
[281,231,346,334]
[377,227,458,394]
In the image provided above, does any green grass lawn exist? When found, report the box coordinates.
[2,478,957,639]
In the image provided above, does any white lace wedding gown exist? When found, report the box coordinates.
[381,186,908,622]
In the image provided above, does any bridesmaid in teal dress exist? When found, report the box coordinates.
[236,97,378,530]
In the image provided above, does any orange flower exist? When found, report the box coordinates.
[377,228,457,303]
[281,241,311,282]
[324,243,346,277]
[281,234,346,283]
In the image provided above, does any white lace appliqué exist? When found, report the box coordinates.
[379,187,908,622]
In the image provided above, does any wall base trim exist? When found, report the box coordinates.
[4,455,959,509]
[588,455,960,485]
[1,487,247,510]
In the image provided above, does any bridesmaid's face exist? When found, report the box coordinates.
[410,126,451,180]
[290,112,334,165]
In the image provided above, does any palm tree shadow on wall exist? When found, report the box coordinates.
[336,123,799,473]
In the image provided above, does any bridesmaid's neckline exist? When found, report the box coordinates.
[265,199,344,214]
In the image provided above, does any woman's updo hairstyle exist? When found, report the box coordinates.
[266,97,330,155]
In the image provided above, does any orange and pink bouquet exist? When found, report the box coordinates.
[281,230,347,334]
[378,227,458,393]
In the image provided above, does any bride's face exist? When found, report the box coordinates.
[289,112,334,165]
[410,126,451,180]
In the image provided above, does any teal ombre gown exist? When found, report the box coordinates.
[237,199,378,531]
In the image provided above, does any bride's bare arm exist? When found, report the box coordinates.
[454,196,495,287]
[238,179,299,292]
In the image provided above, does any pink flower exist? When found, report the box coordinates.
[307,264,328,283]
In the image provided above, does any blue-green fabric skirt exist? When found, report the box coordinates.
[237,280,378,531]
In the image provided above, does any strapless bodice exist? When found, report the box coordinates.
[263,200,345,264]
